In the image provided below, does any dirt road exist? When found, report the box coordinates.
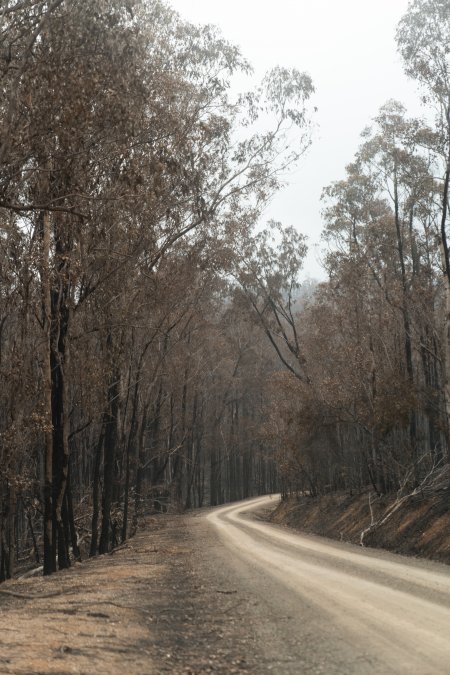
[1,495,450,673]
[207,495,450,674]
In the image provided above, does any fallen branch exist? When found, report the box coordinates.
[109,543,132,554]
[18,565,43,579]
[360,459,450,546]
[0,588,72,600]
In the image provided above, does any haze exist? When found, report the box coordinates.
[169,0,424,279]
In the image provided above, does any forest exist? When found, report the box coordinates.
[0,0,448,581]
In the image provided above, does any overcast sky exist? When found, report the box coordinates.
[169,0,423,280]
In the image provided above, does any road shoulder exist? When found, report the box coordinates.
[0,513,262,674]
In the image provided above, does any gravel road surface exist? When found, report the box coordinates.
[2,495,450,674]
[206,495,450,674]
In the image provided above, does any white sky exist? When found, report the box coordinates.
[169,0,423,280]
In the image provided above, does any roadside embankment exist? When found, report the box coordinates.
[269,489,450,564]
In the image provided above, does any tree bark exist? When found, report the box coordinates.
[90,422,105,557]
[440,155,450,456]
[99,350,120,554]
[40,210,54,576]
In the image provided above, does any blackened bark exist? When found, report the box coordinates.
[39,210,54,576]
[50,292,70,570]
[99,362,120,554]
[90,422,105,557]
[133,404,148,531]
[66,468,80,561]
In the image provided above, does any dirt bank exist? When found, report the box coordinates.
[269,489,450,564]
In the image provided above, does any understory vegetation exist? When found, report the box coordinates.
[0,0,449,579]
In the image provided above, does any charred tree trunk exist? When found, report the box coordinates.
[99,339,120,554]
[90,422,105,557]
[440,151,450,457]
[50,298,71,570]
[65,467,80,562]
[394,169,417,475]
[39,210,54,576]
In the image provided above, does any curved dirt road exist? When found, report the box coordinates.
[206,495,450,674]
[1,497,450,673]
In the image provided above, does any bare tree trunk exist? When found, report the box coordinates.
[90,422,105,557]
[51,307,71,570]
[133,404,149,531]
[6,482,16,579]
[99,354,120,554]
[184,392,198,510]
[40,210,54,576]
[65,467,81,562]
[394,169,418,479]
[444,276,450,457]
[441,157,450,457]
[50,222,72,570]
[173,369,188,506]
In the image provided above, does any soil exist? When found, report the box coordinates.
[269,488,450,564]
[2,491,450,673]
[0,512,263,675]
